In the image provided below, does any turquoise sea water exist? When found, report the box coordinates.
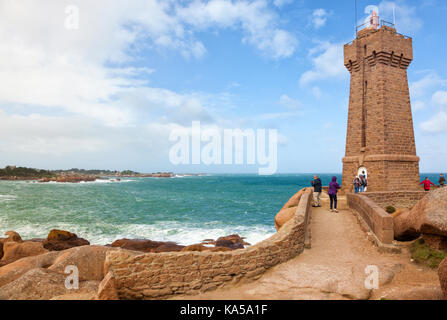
[0,173,441,245]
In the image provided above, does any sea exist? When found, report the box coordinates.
[0,173,442,246]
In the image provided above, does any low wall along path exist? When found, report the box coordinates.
[101,189,313,299]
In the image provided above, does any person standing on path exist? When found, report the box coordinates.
[359,172,367,193]
[328,176,341,213]
[353,176,361,194]
[439,174,445,187]
[311,175,322,207]
[420,177,435,192]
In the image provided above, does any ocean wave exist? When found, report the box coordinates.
[36,178,136,185]
[0,195,17,202]
[0,220,275,247]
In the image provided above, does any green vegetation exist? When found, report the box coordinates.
[385,206,396,214]
[53,168,140,175]
[0,166,54,178]
[410,238,446,269]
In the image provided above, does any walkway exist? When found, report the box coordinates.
[175,194,441,300]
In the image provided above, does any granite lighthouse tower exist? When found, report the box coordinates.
[341,20,420,192]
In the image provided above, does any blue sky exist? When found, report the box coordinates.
[0,0,446,174]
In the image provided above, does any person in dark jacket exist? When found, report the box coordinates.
[353,176,361,194]
[439,174,445,187]
[420,177,435,191]
[359,172,367,192]
[328,176,341,213]
[311,175,322,207]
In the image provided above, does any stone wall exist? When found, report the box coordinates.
[102,188,313,300]
[363,191,427,209]
[347,193,394,244]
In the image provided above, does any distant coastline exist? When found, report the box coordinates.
[0,165,205,183]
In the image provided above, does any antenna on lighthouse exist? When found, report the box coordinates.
[354,0,358,34]
[393,3,396,28]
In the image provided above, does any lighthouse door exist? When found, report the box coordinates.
[358,167,368,192]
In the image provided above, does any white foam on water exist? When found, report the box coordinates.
[95,222,276,246]
[0,195,17,202]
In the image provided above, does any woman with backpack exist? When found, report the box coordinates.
[328,176,341,213]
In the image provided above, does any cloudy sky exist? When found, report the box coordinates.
[0,0,446,173]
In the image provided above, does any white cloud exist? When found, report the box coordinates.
[378,0,423,35]
[279,94,301,110]
[413,100,426,111]
[420,111,447,133]
[410,72,447,98]
[176,0,298,59]
[312,9,328,29]
[273,0,293,8]
[420,91,447,133]
[299,42,346,86]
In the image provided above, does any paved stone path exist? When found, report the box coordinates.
[175,194,441,300]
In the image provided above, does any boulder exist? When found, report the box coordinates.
[274,189,305,231]
[96,271,119,300]
[280,189,305,210]
[181,244,208,252]
[208,246,232,252]
[394,188,447,239]
[1,241,48,264]
[152,242,185,253]
[0,245,120,290]
[110,238,164,253]
[275,206,297,231]
[215,234,250,250]
[0,268,99,300]
[4,231,23,243]
[43,229,90,251]
[48,245,117,281]
[0,251,62,288]
[439,257,447,298]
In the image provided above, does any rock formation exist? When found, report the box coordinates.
[274,188,305,230]
[394,187,447,241]
[111,238,164,252]
[42,229,90,251]
[439,257,447,299]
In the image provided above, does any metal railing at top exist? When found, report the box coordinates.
[344,20,412,45]
[355,19,395,34]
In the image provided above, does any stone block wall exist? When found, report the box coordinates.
[347,193,394,244]
[363,191,426,209]
[103,189,313,300]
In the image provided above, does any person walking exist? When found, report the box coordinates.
[359,172,367,193]
[311,175,322,207]
[353,176,361,194]
[328,176,341,213]
[439,174,445,187]
[420,177,435,192]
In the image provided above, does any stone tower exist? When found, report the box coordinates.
[342,25,420,192]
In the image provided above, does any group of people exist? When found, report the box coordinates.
[310,173,446,214]
[311,175,340,213]
[352,172,367,194]
[420,174,445,191]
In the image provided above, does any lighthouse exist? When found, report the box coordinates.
[341,20,420,192]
